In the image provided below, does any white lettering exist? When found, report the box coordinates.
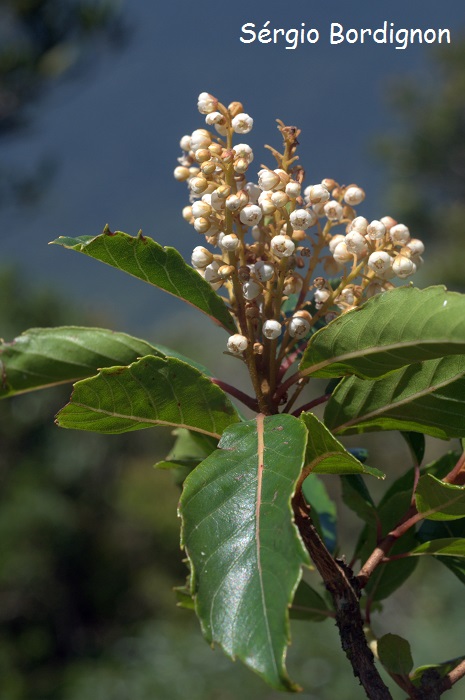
[330,23,344,45]
[258,21,271,43]
[240,23,256,44]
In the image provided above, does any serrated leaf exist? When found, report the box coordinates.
[377,633,413,676]
[179,414,309,691]
[52,230,236,332]
[56,355,240,438]
[408,537,465,557]
[411,655,465,687]
[325,356,465,440]
[290,580,333,622]
[416,474,465,521]
[300,286,465,379]
[302,474,337,553]
[0,326,163,398]
[301,412,384,478]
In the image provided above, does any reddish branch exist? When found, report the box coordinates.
[210,378,259,412]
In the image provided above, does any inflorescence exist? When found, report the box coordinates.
[174,92,425,412]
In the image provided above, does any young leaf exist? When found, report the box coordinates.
[52,230,236,332]
[179,414,310,691]
[290,580,334,622]
[416,474,465,521]
[377,633,414,676]
[300,286,465,379]
[324,356,465,440]
[0,326,163,398]
[302,474,337,553]
[56,355,240,438]
[301,412,384,478]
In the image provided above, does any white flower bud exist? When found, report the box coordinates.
[407,238,425,256]
[366,220,386,240]
[333,241,353,264]
[258,191,276,215]
[290,209,313,230]
[380,216,397,231]
[251,226,262,241]
[197,92,218,114]
[305,184,330,204]
[285,181,301,198]
[389,224,410,246]
[344,186,365,206]
[271,191,290,208]
[234,143,254,163]
[188,166,200,178]
[289,315,311,339]
[227,334,248,355]
[324,200,344,221]
[190,176,209,195]
[231,113,253,134]
[191,246,213,269]
[179,135,191,151]
[214,122,228,136]
[392,254,416,279]
[365,281,385,298]
[283,274,303,296]
[254,261,275,282]
[314,288,331,306]
[193,217,211,234]
[234,157,249,174]
[345,231,368,257]
[270,235,295,258]
[239,204,262,226]
[258,169,280,191]
[205,111,224,126]
[312,203,327,218]
[204,260,221,284]
[190,129,212,151]
[225,194,243,211]
[182,205,193,222]
[262,319,282,340]
[367,251,392,275]
[273,169,290,190]
[221,234,240,251]
[243,280,262,300]
[350,216,369,235]
[191,200,212,218]
[174,166,190,181]
[211,190,226,211]
[329,234,346,254]
[244,182,261,204]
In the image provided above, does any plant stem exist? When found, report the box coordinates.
[291,392,332,417]
[210,379,259,412]
[293,490,393,700]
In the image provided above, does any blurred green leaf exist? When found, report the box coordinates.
[408,537,465,557]
[377,633,413,676]
[416,474,465,521]
[325,356,465,440]
[300,287,465,379]
[56,356,240,437]
[341,475,377,525]
[290,580,333,622]
[302,474,337,553]
[180,415,309,691]
[401,431,426,465]
[411,655,465,688]
[52,230,236,332]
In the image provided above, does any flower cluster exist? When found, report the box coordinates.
[174,93,425,409]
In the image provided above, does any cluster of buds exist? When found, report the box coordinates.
[174,93,425,412]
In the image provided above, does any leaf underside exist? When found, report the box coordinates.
[52,231,236,332]
[179,414,309,691]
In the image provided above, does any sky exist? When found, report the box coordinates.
[1,0,464,335]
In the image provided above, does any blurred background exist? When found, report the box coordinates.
[1,1,465,698]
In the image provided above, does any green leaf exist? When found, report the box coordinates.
[302,474,337,553]
[56,355,240,438]
[416,474,465,521]
[52,230,236,332]
[417,519,465,585]
[408,537,465,557]
[341,475,377,525]
[411,655,465,688]
[0,326,164,398]
[290,580,333,622]
[301,412,384,478]
[179,414,309,691]
[377,633,413,676]
[324,356,465,440]
[300,286,465,379]
[401,432,425,465]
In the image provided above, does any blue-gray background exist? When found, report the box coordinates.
[2,0,463,334]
